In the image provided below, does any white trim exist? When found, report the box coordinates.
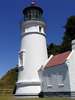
[66,51,73,60]
[47,85,53,88]
[58,84,64,87]
[21,32,46,38]
[22,20,46,28]
[16,81,41,87]
[16,80,41,84]
[72,40,75,50]
[43,55,53,68]
[38,55,53,71]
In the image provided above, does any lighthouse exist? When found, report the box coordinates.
[15,1,48,97]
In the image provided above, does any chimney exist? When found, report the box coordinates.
[72,40,75,50]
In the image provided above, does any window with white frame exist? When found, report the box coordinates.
[46,74,52,87]
[56,73,64,87]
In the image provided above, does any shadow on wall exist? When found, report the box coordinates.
[38,64,71,97]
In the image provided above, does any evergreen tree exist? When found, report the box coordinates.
[47,43,61,57]
[61,16,75,52]
[47,16,75,56]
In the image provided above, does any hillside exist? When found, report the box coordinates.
[0,67,18,94]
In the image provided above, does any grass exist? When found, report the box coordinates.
[0,95,74,100]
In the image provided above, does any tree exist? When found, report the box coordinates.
[47,43,61,57]
[47,16,75,56]
[61,16,75,52]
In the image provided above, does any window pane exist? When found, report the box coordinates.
[56,73,64,86]
[47,74,52,86]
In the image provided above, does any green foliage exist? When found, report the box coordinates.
[48,16,75,56]
[47,43,61,57]
[64,16,75,40]
[0,66,18,94]
[61,16,75,52]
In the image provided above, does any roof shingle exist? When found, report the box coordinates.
[45,51,71,68]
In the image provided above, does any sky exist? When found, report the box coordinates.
[0,0,75,78]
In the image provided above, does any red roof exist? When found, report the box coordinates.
[45,51,71,68]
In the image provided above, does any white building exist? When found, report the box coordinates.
[15,1,75,98]
[15,1,48,97]
[39,40,75,97]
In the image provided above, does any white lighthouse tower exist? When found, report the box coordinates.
[15,1,48,97]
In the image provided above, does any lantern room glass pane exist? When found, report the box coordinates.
[24,8,43,21]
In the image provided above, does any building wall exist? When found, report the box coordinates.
[17,20,48,82]
[67,50,75,93]
[16,20,48,95]
[39,64,71,94]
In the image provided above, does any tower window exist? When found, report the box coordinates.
[39,26,42,32]
[19,51,23,67]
